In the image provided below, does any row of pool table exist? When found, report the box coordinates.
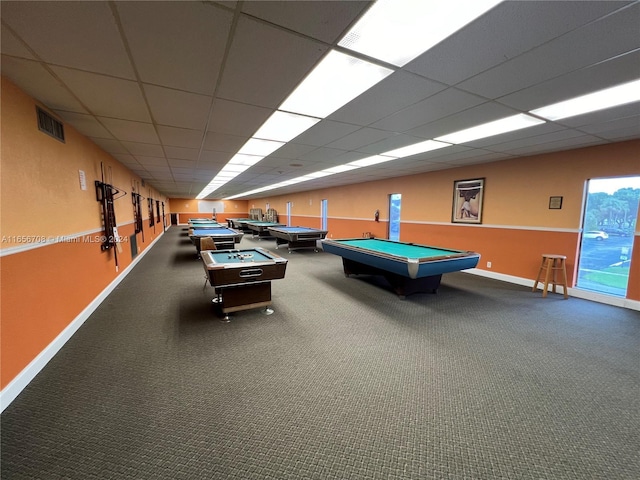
[187,219,480,320]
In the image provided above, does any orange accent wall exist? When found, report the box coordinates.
[170,198,248,224]
[242,140,640,302]
[0,77,168,389]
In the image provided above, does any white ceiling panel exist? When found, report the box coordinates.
[116,1,233,95]
[552,103,640,129]
[89,138,128,155]
[498,49,640,112]
[328,71,446,126]
[579,115,640,136]
[2,1,637,199]
[1,26,35,59]
[119,142,165,157]
[1,57,87,113]
[164,146,199,161]
[98,118,159,144]
[51,66,150,122]
[216,16,329,108]
[198,150,235,165]
[55,112,114,139]
[143,84,212,130]
[293,120,361,147]
[326,128,397,151]
[406,1,632,86]
[156,126,203,149]
[503,134,606,157]
[457,3,640,99]
[406,101,525,140]
[242,1,371,43]
[1,1,134,79]
[202,132,246,153]
[207,99,272,136]
[134,156,169,166]
[370,88,487,133]
[478,128,588,154]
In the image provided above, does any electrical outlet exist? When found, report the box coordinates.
[487,261,492,268]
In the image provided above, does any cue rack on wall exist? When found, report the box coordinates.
[95,163,126,267]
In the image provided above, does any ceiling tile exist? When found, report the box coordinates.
[55,112,114,139]
[199,150,235,165]
[157,126,203,149]
[202,132,247,153]
[144,84,212,130]
[326,128,397,151]
[1,1,134,78]
[498,49,640,112]
[116,1,233,95]
[457,3,640,98]
[1,26,35,59]
[99,118,159,144]
[406,1,630,86]
[370,88,486,133]
[208,99,273,137]
[120,142,165,157]
[1,57,87,113]
[293,120,361,147]
[329,71,446,126]
[51,66,150,121]
[89,138,128,154]
[242,1,371,43]
[165,146,199,161]
[216,15,329,108]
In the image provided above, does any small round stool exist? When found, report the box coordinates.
[532,254,568,299]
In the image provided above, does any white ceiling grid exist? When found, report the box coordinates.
[1,0,638,199]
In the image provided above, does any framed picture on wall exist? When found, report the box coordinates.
[452,178,485,224]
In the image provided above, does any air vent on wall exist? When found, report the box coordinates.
[36,106,65,143]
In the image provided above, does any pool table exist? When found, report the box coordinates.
[321,238,480,298]
[267,226,328,253]
[245,221,284,238]
[188,217,214,222]
[189,227,244,254]
[226,218,255,231]
[201,247,288,321]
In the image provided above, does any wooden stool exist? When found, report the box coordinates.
[533,254,568,299]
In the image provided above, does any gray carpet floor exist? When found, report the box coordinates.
[2,226,639,479]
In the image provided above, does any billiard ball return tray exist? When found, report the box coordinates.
[201,248,287,322]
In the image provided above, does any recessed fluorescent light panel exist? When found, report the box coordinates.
[436,114,545,144]
[339,0,503,67]
[530,79,640,121]
[381,140,451,158]
[253,111,321,143]
[279,50,393,118]
[238,138,285,157]
[348,155,397,168]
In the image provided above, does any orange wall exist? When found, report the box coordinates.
[170,198,248,224]
[1,77,168,388]
[244,140,640,302]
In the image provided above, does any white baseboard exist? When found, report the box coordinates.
[0,232,165,413]
[465,268,640,311]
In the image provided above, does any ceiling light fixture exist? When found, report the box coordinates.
[381,139,452,158]
[338,0,503,67]
[435,114,545,144]
[253,111,321,143]
[279,50,394,118]
[530,78,640,121]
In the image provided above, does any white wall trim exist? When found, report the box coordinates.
[0,230,165,413]
[465,268,640,311]
[0,221,138,257]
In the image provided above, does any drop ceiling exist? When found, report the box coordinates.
[2,1,639,199]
